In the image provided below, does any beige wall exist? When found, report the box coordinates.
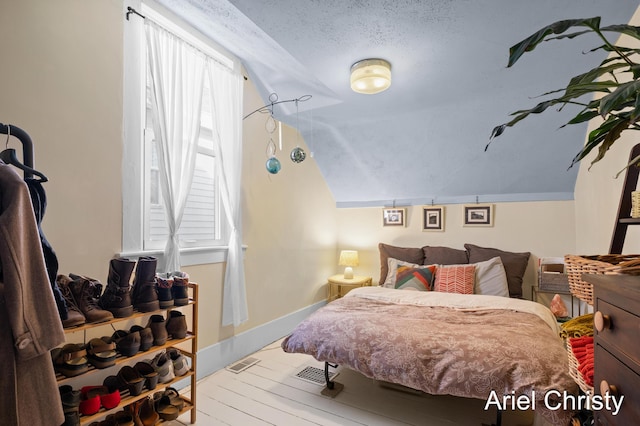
[337,201,576,299]
[0,0,337,351]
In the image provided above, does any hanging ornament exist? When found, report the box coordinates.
[264,108,281,174]
[266,156,281,174]
[290,146,306,163]
[291,99,306,164]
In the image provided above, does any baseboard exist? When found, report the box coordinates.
[195,299,326,380]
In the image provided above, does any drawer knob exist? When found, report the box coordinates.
[594,311,611,332]
[600,380,618,397]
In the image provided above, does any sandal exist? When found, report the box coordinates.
[86,337,117,369]
[163,387,184,411]
[52,343,88,377]
[153,394,180,420]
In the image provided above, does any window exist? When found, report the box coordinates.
[143,77,221,250]
[122,2,241,265]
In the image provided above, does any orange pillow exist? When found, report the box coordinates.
[434,264,475,294]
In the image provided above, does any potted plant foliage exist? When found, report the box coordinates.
[487,17,640,173]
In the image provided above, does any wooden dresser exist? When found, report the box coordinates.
[585,274,640,424]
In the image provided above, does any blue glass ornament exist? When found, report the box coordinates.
[266,157,281,174]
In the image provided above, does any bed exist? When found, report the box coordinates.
[281,243,578,425]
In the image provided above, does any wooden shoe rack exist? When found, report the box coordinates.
[58,283,198,425]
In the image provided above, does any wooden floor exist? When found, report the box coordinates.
[169,339,540,426]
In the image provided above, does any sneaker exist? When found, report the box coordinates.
[167,348,189,376]
[150,350,174,384]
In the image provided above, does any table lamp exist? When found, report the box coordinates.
[339,250,359,279]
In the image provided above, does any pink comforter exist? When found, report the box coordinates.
[282,287,577,425]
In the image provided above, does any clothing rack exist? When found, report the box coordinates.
[0,123,35,179]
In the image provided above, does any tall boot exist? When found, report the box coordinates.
[69,276,114,323]
[131,256,160,312]
[99,257,135,317]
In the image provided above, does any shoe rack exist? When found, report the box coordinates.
[58,283,199,425]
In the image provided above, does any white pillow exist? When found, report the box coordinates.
[382,257,422,288]
[473,256,509,297]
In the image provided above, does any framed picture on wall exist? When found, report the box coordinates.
[423,206,444,231]
[382,208,406,227]
[463,204,494,227]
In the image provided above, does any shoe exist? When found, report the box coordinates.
[59,385,81,426]
[117,365,145,396]
[86,337,117,369]
[68,274,114,323]
[146,314,168,346]
[56,275,86,328]
[134,360,159,391]
[111,330,141,357]
[152,393,180,421]
[167,348,189,376]
[52,344,88,377]
[138,396,159,426]
[170,271,190,306]
[130,325,153,351]
[155,273,174,308]
[150,350,174,384]
[80,385,120,411]
[78,386,103,416]
[99,257,135,318]
[162,387,185,411]
[165,310,187,339]
[131,256,160,312]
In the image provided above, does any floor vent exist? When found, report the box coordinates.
[226,357,260,374]
[295,366,338,385]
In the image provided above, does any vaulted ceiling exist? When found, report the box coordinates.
[155,0,639,207]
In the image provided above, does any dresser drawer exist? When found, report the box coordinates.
[595,299,640,369]
[594,344,640,425]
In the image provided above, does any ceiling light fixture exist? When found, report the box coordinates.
[350,58,391,94]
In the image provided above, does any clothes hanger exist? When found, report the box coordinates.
[0,127,48,182]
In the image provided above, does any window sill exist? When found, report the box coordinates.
[120,245,247,268]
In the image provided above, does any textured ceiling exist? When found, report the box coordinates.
[155,0,639,207]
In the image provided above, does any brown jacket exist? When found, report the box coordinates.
[0,162,65,425]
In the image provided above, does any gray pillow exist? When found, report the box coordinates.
[464,243,530,298]
[422,246,469,265]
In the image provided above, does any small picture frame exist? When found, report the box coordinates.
[463,204,494,227]
[382,208,406,227]
[423,206,444,231]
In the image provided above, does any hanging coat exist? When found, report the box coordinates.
[0,162,65,426]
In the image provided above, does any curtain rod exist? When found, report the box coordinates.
[126,6,146,21]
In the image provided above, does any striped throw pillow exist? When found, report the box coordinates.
[434,264,475,294]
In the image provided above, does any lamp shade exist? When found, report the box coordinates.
[339,250,359,267]
[350,59,391,94]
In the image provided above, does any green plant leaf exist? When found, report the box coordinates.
[588,118,630,169]
[600,80,640,116]
[568,63,628,88]
[508,17,601,67]
[601,24,640,40]
[562,109,600,126]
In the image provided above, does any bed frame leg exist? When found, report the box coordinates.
[324,362,337,389]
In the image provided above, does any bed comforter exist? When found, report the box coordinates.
[282,287,577,425]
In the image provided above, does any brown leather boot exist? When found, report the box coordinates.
[68,275,114,323]
[99,257,135,317]
[56,275,86,328]
[131,257,160,312]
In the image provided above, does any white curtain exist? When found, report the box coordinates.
[145,20,205,273]
[207,58,247,326]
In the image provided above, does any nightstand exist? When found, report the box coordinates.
[328,275,373,302]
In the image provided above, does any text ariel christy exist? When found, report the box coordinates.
[484,390,624,416]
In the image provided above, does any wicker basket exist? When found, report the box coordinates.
[565,339,594,395]
[564,254,640,305]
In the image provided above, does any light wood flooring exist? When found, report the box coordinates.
[169,339,541,426]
